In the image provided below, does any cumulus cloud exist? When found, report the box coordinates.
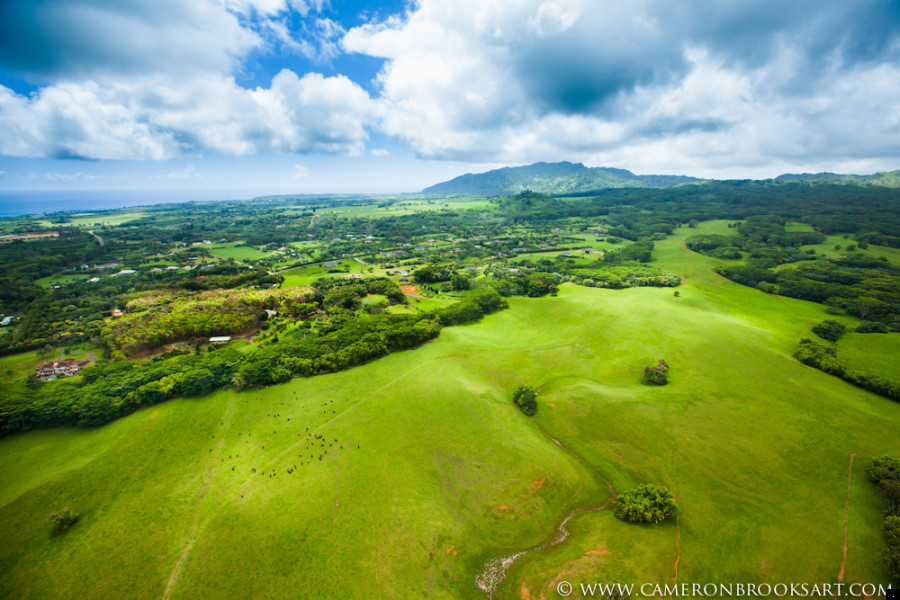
[344,0,900,172]
[0,0,898,174]
[0,70,374,159]
[0,0,375,161]
[293,164,310,179]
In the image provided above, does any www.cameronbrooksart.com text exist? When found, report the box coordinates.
[555,581,894,598]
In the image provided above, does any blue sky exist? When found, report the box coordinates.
[0,0,898,197]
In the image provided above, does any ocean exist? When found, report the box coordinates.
[0,189,244,218]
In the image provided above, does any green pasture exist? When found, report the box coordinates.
[34,273,90,288]
[837,331,900,381]
[208,243,270,262]
[281,260,366,287]
[785,222,816,232]
[33,212,150,228]
[314,197,492,219]
[795,234,900,266]
[0,220,898,599]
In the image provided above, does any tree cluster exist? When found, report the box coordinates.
[613,484,676,523]
[511,385,537,416]
[866,455,900,581]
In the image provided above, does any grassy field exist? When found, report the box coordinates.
[208,243,270,262]
[30,211,152,228]
[280,259,369,287]
[0,222,898,599]
[791,233,900,266]
[34,273,91,288]
[313,197,493,219]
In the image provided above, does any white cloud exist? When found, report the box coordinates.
[370,148,390,156]
[0,0,898,175]
[0,70,375,159]
[0,0,372,161]
[41,171,127,183]
[293,164,310,179]
[341,0,900,173]
[155,164,202,180]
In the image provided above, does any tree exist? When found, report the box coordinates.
[512,385,537,416]
[643,360,669,385]
[50,507,79,534]
[450,273,471,291]
[614,484,676,523]
[884,516,900,581]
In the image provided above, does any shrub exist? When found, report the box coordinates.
[856,320,889,333]
[50,507,79,534]
[812,319,845,342]
[512,385,537,416]
[614,484,676,523]
[643,359,669,385]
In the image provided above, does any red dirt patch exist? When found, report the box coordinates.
[521,581,532,600]
[585,546,609,555]
[531,478,546,493]
[498,505,508,511]
[399,285,422,298]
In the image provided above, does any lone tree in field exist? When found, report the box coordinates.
[50,507,79,535]
[614,484,676,524]
[512,385,537,416]
[643,359,670,385]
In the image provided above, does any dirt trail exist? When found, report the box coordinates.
[837,453,856,584]
[161,393,239,599]
[475,418,616,597]
[679,241,695,282]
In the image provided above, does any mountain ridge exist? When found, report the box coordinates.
[421,161,900,195]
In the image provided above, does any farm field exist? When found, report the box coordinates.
[0,223,897,599]
[207,243,271,262]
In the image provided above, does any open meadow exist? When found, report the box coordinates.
[0,224,897,599]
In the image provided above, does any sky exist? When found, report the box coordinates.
[0,0,898,198]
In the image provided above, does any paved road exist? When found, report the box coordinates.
[87,230,105,246]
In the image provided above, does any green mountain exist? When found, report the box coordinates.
[773,170,900,187]
[422,161,900,196]
[421,161,702,195]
